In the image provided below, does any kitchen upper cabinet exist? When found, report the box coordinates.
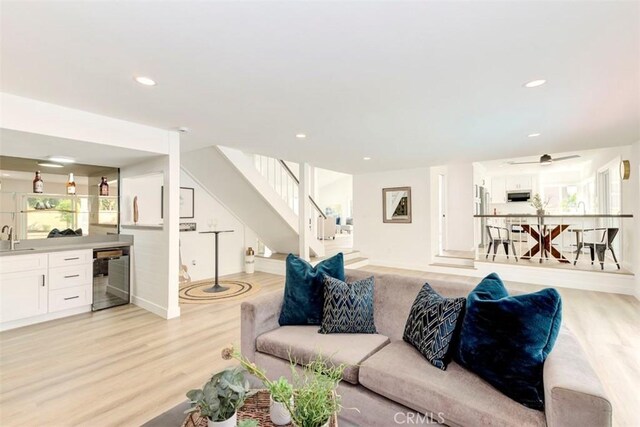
[506,176,533,191]
[0,268,48,323]
[491,177,506,203]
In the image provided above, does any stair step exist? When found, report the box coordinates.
[254,253,369,275]
[344,257,369,269]
[257,250,361,263]
[429,262,477,270]
[433,255,475,267]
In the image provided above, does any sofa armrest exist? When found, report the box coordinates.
[241,290,284,362]
[544,330,612,427]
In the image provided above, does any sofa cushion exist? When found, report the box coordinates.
[320,275,377,334]
[256,325,390,384]
[455,273,562,410]
[344,269,479,341]
[359,341,546,427]
[403,283,465,370]
[279,253,345,326]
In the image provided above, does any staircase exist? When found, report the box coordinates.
[430,250,476,270]
[181,146,326,257]
[255,250,369,275]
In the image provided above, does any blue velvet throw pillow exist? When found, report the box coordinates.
[319,275,376,334]
[455,273,562,410]
[403,283,466,370]
[278,253,345,326]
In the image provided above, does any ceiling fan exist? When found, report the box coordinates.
[507,153,580,166]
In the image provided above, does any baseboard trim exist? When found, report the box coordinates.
[132,295,176,319]
[0,305,91,331]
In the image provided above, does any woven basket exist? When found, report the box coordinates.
[182,390,338,427]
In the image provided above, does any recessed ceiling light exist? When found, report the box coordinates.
[363,157,371,160]
[528,133,541,138]
[48,156,75,164]
[523,79,546,88]
[37,162,64,168]
[295,133,307,139]
[134,76,157,86]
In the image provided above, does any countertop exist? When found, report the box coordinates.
[0,237,133,257]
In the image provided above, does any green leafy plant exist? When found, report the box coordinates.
[269,376,293,404]
[238,420,259,427]
[223,346,347,427]
[288,355,345,427]
[530,193,550,211]
[185,367,250,422]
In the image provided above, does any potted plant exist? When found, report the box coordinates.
[268,376,294,425]
[186,367,250,427]
[223,346,347,427]
[530,193,550,216]
[288,356,344,427]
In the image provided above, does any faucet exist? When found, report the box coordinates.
[577,201,586,215]
[3,226,19,250]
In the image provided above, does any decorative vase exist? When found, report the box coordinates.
[207,412,237,427]
[245,247,255,274]
[269,396,292,425]
[536,209,545,216]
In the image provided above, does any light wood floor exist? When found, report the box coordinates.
[0,267,638,427]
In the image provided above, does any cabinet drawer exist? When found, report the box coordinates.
[48,250,92,268]
[49,285,92,313]
[49,264,92,290]
[0,253,48,274]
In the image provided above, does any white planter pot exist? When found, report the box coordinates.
[269,396,292,425]
[207,412,237,427]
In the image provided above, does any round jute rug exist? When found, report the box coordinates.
[179,279,260,303]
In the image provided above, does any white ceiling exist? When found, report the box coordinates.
[1,1,638,174]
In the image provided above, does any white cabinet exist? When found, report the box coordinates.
[49,249,92,268]
[1,249,93,330]
[0,254,48,323]
[49,285,92,313]
[491,177,506,203]
[506,175,533,191]
[49,263,92,290]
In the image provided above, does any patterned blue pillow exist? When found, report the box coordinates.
[319,275,377,334]
[403,283,466,370]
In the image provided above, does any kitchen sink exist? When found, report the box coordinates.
[0,248,36,253]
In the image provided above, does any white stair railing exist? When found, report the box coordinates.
[252,154,327,240]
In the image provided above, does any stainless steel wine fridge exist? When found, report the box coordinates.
[92,247,130,311]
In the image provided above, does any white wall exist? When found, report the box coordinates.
[628,141,640,300]
[353,167,430,270]
[179,170,258,281]
[445,162,475,252]
[317,175,353,218]
[120,139,180,319]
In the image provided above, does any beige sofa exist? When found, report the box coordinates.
[241,269,612,427]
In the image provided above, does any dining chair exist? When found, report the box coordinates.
[485,225,518,262]
[585,228,621,270]
[574,228,620,270]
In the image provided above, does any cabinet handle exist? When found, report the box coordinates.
[41,274,45,287]
[64,257,80,261]
[64,274,80,279]
[64,296,80,301]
